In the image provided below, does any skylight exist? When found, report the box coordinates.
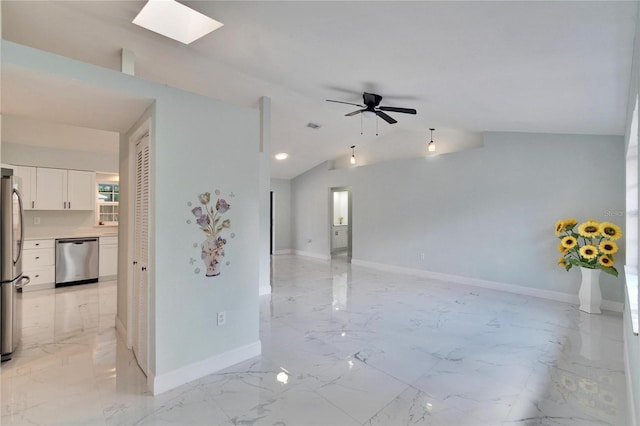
[133,0,223,45]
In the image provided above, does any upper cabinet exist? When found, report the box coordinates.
[35,167,66,210]
[67,170,96,210]
[35,168,96,211]
[11,165,97,210]
[13,166,37,210]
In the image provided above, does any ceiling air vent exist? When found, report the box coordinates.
[306,122,322,129]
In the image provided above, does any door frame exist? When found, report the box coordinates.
[329,186,352,262]
[126,118,150,350]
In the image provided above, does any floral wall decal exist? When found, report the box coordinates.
[189,191,233,277]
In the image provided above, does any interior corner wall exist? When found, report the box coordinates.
[270,178,292,252]
[291,132,625,303]
[2,41,262,393]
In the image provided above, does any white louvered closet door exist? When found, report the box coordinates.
[133,135,150,376]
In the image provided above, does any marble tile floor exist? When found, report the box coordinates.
[1,255,629,425]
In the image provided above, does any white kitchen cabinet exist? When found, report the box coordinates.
[36,167,96,210]
[22,239,55,291]
[67,170,96,210]
[332,225,348,250]
[99,236,118,279]
[12,166,37,210]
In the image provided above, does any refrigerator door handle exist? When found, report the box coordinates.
[13,188,24,266]
[15,276,30,290]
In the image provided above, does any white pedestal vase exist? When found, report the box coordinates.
[578,267,602,314]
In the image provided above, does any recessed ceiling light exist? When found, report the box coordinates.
[275,153,289,160]
[133,0,224,45]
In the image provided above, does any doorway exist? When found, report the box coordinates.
[330,186,352,262]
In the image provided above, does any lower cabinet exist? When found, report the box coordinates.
[99,236,118,280]
[332,226,348,250]
[22,239,55,291]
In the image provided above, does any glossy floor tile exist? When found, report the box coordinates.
[1,255,629,425]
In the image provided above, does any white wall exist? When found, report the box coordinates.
[3,41,262,393]
[1,142,118,172]
[292,132,625,304]
[270,178,292,253]
[333,191,348,225]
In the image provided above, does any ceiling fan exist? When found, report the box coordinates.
[326,92,417,124]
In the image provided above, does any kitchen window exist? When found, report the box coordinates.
[97,182,119,225]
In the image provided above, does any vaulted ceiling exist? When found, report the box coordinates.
[2,1,637,179]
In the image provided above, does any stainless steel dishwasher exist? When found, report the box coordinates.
[55,238,99,287]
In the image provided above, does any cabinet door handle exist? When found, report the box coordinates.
[63,202,67,209]
[141,266,147,271]
[68,202,71,209]
[35,257,39,260]
[35,243,39,246]
[32,201,34,208]
[133,261,138,265]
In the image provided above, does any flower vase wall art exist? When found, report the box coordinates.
[187,190,235,277]
[555,218,622,314]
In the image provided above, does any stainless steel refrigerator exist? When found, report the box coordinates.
[1,168,30,361]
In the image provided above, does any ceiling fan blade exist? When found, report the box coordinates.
[375,110,397,124]
[345,109,365,117]
[379,106,417,115]
[326,99,365,107]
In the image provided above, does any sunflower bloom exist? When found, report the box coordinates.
[600,222,622,240]
[599,240,618,255]
[578,221,600,238]
[558,256,568,268]
[563,218,577,228]
[599,256,614,267]
[579,245,598,259]
[558,243,569,254]
[555,220,565,236]
[561,236,577,249]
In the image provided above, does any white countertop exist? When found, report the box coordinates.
[24,226,118,240]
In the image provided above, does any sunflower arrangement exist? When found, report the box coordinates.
[555,218,622,277]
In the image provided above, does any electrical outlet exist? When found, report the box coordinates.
[217,311,226,326]
[34,217,41,225]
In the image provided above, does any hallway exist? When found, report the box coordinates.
[1,255,628,425]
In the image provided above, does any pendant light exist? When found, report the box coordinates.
[350,145,356,165]
[427,128,436,152]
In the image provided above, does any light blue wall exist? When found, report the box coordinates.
[292,132,625,303]
[2,41,262,383]
[623,3,640,423]
[271,178,292,252]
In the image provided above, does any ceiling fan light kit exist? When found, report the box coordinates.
[350,145,356,165]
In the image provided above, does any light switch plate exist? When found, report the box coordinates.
[217,311,226,326]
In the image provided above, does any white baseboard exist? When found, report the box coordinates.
[273,249,293,255]
[115,315,129,348]
[150,340,262,395]
[351,258,624,313]
[293,250,331,261]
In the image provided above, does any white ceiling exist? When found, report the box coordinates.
[1,1,637,179]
